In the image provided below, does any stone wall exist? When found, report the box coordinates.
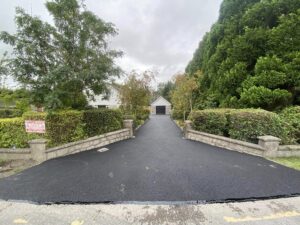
[0,119,134,162]
[45,129,131,160]
[0,148,31,161]
[277,145,300,157]
[184,120,300,158]
[186,129,265,157]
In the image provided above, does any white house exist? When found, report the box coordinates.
[88,86,121,109]
[151,96,171,115]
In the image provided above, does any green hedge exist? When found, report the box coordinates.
[83,109,123,137]
[189,109,230,136]
[0,118,42,148]
[0,109,125,148]
[46,111,85,146]
[279,106,300,144]
[171,109,190,120]
[136,108,150,121]
[189,108,292,144]
[0,109,23,118]
[228,109,284,143]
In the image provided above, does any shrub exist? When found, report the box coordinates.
[46,111,85,146]
[279,106,300,144]
[23,111,47,120]
[189,109,231,136]
[228,109,285,143]
[83,109,123,137]
[0,108,23,118]
[0,118,28,148]
[136,108,150,121]
[172,109,190,120]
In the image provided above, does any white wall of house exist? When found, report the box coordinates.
[88,87,121,109]
[151,96,171,115]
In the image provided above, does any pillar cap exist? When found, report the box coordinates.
[258,136,281,142]
[28,139,48,144]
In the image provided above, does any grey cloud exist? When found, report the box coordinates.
[0,0,222,85]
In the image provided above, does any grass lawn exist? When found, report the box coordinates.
[271,157,300,171]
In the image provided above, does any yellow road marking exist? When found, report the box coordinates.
[13,218,28,224]
[71,219,84,225]
[224,211,300,223]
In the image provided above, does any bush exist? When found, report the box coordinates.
[83,109,123,137]
[171,109,190,120]
[0,118,28,148]
[279,106,300,144]
[0,109,126,148]
[189,108,292,144]
[46,110,85,146]
[0,117,44,148]
[136,108,150,121]
[0,108,23,118]
[23,111,47,120]
[228,109,285,143]
[189,109,230,136]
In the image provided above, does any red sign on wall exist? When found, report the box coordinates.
[25,120,46,133]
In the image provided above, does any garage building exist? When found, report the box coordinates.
[151,96,171,115]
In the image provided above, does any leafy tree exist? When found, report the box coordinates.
[119,71,153,114]
[155,81,174,102]
[171,74,197,120]
[0,53,9,88]
[186,0,300,110]
[0,0,121,110]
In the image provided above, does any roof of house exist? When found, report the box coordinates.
[151,96,171,106]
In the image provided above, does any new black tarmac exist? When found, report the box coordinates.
[0,115,299,203]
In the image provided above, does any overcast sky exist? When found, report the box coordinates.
[0,0,222,87]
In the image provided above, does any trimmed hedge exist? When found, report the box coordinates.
[83,109,123,137]
[228,109,283,143]
[0,118,42,148]
[171,109,190,120]
[189,109,230,136]
[46,111,85,146]
[0,109,125,148]
[189,108,292,144]
[279,106,300,144]
[0,109,23,118]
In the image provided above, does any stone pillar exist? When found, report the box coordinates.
[184,120,192,139]
[258,136,281,157]
[123,119,134,138]
[29,139,48,162]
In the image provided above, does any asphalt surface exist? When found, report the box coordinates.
[0,115,300,203]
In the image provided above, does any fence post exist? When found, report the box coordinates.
[258,136,281,157]
[29,139,48,162]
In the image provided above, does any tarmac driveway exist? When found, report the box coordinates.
[0,115,300,203]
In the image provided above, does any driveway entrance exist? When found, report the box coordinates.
[0,116,299,203]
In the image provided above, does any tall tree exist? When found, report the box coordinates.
[119,71,153,114]
[0,0,122,110]
[171,74,197,120]
[156,81,175,102]
[186,0,300,110]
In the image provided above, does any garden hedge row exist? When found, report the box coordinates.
[0,108,23,118]
[0,109,124,148]
[189,108,293,144]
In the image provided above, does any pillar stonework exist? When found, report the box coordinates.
[258,136,281,157]
[123,119,134,138]
[184,120,192,139]
[29,139,48,162]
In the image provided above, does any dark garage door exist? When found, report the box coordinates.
[156,106,166,115]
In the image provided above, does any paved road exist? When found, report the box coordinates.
[0,115,300,203]
[1,197,300,224]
